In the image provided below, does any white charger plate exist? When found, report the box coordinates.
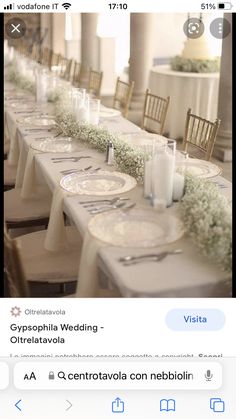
[31,137,83,153]
[100,108,121,118]
[7,102,35,110]
[60,171,137,196]
[88,207,185,247]
[17,116,56,127]
[175,159,221,179]
[120,132,167,149]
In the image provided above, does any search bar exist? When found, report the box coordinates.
[14,362,222,390]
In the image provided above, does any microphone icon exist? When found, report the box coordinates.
[205,370,213,381]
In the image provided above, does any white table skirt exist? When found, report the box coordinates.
[148,65,220,140]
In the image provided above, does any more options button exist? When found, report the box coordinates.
[166,309,225,331]
[0,362,9,390]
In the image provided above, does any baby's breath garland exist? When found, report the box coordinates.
[6,62,35,94]
[180,174,232,273]
[55,104,145,182]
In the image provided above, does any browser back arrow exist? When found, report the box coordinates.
[66,400,72,411]
[15,399,22,411]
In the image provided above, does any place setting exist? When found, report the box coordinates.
[175,158,222,179]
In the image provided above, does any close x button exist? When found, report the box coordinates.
[5,18,26,39]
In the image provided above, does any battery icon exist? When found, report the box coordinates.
[218,2,233,9]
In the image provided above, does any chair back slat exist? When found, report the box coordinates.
[141,89,170,135]
[113,77,134,118]
[4,226,29,297]
[183,108,221,160]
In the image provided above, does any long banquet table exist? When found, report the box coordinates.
[4,82,232,298]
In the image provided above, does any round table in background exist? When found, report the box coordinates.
[148,65,220,140]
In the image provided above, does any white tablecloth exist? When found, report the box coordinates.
[4,82,232,298]
[148,65,220,140]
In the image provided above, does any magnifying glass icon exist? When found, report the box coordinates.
[58,371,66,380]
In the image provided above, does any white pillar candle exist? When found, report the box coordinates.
[152,151,175,207]
[173,172,185,201]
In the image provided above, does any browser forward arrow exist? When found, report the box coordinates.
[66,400,72,411]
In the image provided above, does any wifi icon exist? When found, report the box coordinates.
[62,2,71,9]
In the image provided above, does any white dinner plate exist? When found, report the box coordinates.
[7,102,36,110]
[88,207,185,247]
[100,108,121,118]
[60,171,137,196]
[4,92,28,100]
[17,116,57,127]
[31,137,83,153]
[175,159,221,179]
[120,132,167,149]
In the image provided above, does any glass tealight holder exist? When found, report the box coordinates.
[151,139,176,208]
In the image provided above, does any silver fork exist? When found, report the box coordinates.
[89,201,127,214]
[90,202,135,215]
[60,166,93,174]
[79,197,129,205]
[83,196,122,208]
[120,249,182,266]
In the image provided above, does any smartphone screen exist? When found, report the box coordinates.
[2,1,234,418]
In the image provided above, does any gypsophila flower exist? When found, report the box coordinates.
[179,173,232,273]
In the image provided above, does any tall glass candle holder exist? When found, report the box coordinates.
[35,68,48,104]
[72,88,86,118]
[89,99,100,125]
[151,139,176,208]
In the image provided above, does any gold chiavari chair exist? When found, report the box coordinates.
[183,108,221,161]
[72,61,82,86]
[88,69,103,98]
[141,89,170,135]
[59,57,73,81]
[113,77,135,118]
[50,52,61,68]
